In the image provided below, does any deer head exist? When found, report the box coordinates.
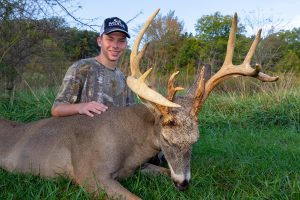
[127,9,279,191]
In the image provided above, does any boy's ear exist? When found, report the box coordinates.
[97,36,102,47]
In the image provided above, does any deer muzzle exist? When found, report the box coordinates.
[173,179,189,191]
[170,169,191,191]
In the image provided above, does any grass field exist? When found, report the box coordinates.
[0,75,299,200]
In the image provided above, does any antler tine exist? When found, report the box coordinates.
[224,13,237,66]
[130,9,160,78]
[127,9,181,108]
[153,71,184,124]
[243,29,261,65]
[167,71,184,101]
[243,30,279,82]
[190,67,206,118]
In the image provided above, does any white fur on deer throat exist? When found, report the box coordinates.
[168,164,191,183]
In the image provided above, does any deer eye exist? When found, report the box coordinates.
[168,120,176,126]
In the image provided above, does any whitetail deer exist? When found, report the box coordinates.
[0,9,278,200]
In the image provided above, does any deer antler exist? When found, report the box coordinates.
[127,9,181,108]
[155,71,185,123]
[167,71,184,101]
[190,13,279,117]
[190,67,206,118]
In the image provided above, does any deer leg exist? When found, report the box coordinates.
[79,176,141,200]
[141,163,171,176]
[101,178,142,200]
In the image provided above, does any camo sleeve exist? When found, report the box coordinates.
[52,63,85,108]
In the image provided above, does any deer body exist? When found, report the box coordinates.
[0,105,167,199]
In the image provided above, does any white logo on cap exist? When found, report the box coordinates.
[108,19,125,29]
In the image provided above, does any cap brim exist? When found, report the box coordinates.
[105,28,130,38]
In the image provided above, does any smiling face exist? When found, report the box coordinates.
[97,32,127,68]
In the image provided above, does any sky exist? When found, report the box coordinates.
[67,0,300,38]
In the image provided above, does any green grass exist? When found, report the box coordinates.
[0,88,55,122]
[0,81,299,199]
[191,128,300,200]
[0,173,94,200]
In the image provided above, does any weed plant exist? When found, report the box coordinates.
[0,73,299,199]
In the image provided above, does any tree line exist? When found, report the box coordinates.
[1,1,299,98]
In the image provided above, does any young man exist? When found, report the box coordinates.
[51,17,134,117]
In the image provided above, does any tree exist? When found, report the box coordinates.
[176,36,200,68]
[141,10,184,73]
[194,12,247,71]
[242,10,300,72]
[273,28,300,72]
[195,12,235,41]
[0,0,80,98]
[59,28,99,60]
[0,18,49,92]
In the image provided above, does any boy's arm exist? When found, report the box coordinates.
[51,101,108,117]
[52,62,107,117]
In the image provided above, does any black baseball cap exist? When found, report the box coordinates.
[99,17,130,38]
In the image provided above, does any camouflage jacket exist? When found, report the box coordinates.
[53,58,135,108]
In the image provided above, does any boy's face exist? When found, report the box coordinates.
[98,32,127,62]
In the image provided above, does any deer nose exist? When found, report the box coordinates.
[173,179,189,191]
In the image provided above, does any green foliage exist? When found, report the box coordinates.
[144,10,184,43]
[196,12,233,40]
[275,50,300,72]
[278,28,300,55]
[253,27,300,72]
[272,28,300,72]
[24,38,71,88]
[0,62,17,84]
[176,37,200,68]
[60,28,99,60]
[1,8,300,98]
[0,6,68,93]
[195,12,246,40]
[143,10,184,72]
[194,12,249,70]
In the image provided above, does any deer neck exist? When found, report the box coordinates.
[127,104,162,154]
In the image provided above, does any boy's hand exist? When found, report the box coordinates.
[78,101,108,117]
